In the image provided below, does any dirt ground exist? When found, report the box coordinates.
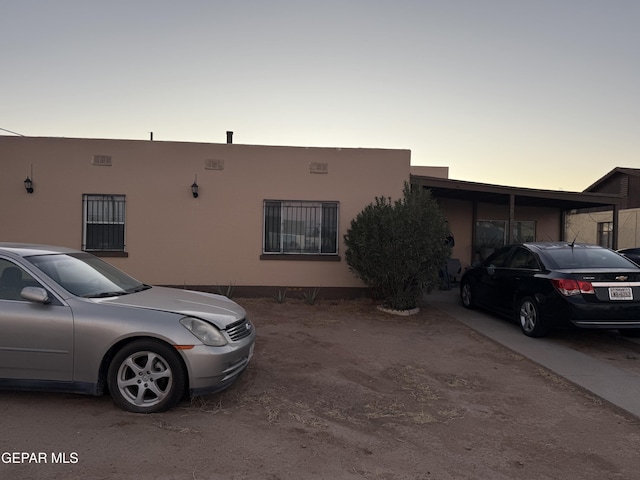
[2,297,640,480]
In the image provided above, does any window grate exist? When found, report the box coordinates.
[263,201,339,255]
[82,194,126,251]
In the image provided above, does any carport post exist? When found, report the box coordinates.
[612,203,619,250]
[508,194,515,244]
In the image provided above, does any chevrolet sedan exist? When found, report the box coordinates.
[460,242,640,337]
[0,243,255,413]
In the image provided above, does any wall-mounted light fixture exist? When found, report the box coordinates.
[24,176,34,194]
[191,175,199,198]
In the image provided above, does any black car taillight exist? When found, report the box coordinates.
[551,278,595,296]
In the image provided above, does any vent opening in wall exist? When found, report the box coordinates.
[310,162,329,174]
[205,159,225,170]
[92,155,112,166]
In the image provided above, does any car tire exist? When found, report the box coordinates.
[517,296,548,337]
[107,340,186,414]
[460,281,475,309]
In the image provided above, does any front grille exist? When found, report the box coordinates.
[225,318,253,341]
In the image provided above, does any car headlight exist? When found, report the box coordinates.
[180,317,228,346]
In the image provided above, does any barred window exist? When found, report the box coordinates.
[82,194,126,251]
[264,201,338,255]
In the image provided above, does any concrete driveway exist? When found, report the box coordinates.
[426,288,640,419]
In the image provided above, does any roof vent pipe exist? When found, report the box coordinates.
[226,131,233,144]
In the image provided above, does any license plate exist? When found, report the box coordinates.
[609,287,633,300]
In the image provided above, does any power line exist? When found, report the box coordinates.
[0,127,25,136]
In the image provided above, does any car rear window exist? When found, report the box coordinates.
[543,246,638,270]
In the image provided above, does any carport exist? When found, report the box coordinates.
[411,175,623,263]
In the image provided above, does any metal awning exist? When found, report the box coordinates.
[411,175,622,211]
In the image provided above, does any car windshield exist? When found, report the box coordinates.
[25,253,147,298]
[542,246,638,270]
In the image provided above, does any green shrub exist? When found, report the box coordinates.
[344,183,450,310]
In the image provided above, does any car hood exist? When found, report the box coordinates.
[96,286,246,328]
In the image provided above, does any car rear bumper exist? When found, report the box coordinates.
[561,298,640,329]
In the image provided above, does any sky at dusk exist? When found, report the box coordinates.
[2,0,638,191]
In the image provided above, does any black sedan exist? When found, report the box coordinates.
[460,242,640,337]
[618,247,640,266]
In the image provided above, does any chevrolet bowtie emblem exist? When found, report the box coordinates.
[616,276,629,281]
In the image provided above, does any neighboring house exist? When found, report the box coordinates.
[1,135,624,296]
[567,168,640,249]
[1,135,409,297]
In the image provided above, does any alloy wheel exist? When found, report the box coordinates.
[116,351,173,408]
[518,297,547,337]
[108,340,185,413]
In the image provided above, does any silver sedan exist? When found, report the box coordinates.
[0,243,255,413]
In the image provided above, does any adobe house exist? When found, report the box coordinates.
[1,135,411,297]
[0,134,623,296]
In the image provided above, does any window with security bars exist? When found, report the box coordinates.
[264,201,339,254]
[597,221,613,248]
[82,194,126,251]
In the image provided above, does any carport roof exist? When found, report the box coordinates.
[410,175,622,210]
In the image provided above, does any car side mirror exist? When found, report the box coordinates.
[486,265,496,276]
[21,286,50,304]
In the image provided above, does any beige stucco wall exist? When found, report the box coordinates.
[436,198,473,267]
[566,209,640,249]
[409,166,449,178]
[1,137,410,290]
[566,211,610,245]
[618,209,640,248]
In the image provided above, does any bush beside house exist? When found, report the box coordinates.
[344,184,451,311]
